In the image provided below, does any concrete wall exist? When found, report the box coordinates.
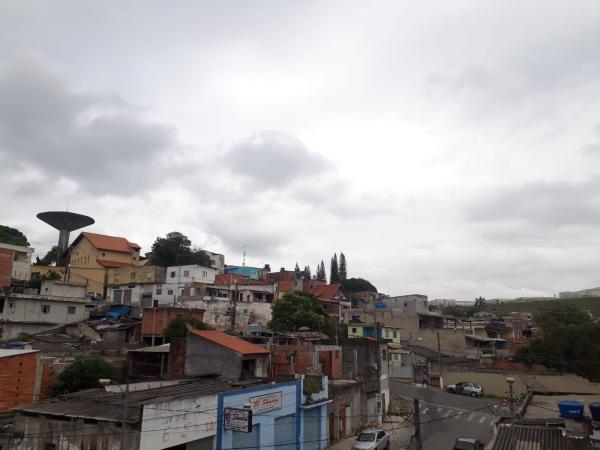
[0,242,33,281]
[40,280,86,298]
[185,333,243,378]
[14,414,140,450]
[180,297,272,328]
[444,369,600,397]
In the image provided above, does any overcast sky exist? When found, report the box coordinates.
[2,1,600,299]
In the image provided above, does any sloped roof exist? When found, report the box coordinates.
[492,424,592,450]
[190,330,270,355]
[306,283,346,301]
[75,232,140,253]
[96,259,134,268]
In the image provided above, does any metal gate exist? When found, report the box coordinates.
[303,408,320,450]
[274,414,296,450]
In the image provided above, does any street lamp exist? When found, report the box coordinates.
[99,378,129,449]
[505,376,515,423]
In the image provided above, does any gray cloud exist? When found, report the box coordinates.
[223,131,332,189]
[0,58,179,194]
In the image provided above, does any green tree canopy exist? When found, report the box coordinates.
[35,245,60,266]
[163,316,210,342]
[51,357,117,396]
[341,277,377,293]
[150,232,212,267]
[339,253,347,281]
[0,225,29,246]
[270,291,335,335]
[330,253,339,283]
[316,261,326,281]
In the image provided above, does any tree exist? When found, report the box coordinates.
[303,265,311,279]
[35,245,60,266]
[341,277,377,293]
[150,232,212,267]
[316,260,327,281]
[0,225,29,246]
[294,262,300,273]
[330,253,339,283]
[51,357,117,396]
[163,316,210,342]
[339,253,347,281]
[28,270,61,290]
[474,296,486,310]
[269,291,335,336]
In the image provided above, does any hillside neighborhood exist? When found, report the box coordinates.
[1,219,600,450]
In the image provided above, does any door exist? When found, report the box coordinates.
[303,408,320,450]
[123,289,132,305]
[338,405,346,437]
[232,424,259,450]
[328,413,334,442]
[274,414,296,450]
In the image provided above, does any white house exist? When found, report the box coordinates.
[0,242,34,281]
[153,265,218,305]
[0,280,90,340]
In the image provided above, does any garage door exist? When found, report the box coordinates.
[274,414,296,450]
[232,424,259,450]
[303,408,320,450]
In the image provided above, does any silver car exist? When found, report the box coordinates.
[447,382,483,397]
[352,428,390,450]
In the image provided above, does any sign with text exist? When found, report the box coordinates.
[224,407,252,433]
[249,391,283,414]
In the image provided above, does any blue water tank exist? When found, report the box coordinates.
[558,401,585,419]
[375,303,387,309]
[589,403,600,421]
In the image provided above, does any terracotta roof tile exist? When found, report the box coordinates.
[81,232,140,254]
[190,330,270,355]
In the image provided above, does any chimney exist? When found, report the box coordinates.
[558,401,591,439]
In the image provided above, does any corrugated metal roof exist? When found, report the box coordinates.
[492,425,593,450]
[14,377,267,423]
[0,349,39,358]
[190,330,270,355]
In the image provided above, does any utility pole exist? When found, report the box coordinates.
[230,282,238,331]
[506,376,516,422]
[413,398,423,450]
[437,331,443,389]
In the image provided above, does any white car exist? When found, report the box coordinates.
[352,428,390,450]
[447,382,483,397]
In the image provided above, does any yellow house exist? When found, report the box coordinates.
[66,232,142,296]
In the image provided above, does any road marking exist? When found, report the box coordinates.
[443,410,453,418]
[422,408,429,415]
[467,414,475,422]
[479,416,487,424]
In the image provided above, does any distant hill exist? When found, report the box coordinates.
[488,297,600,317]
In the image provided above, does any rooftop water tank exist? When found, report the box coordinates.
[558,401,585,419]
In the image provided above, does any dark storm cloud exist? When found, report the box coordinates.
[0,58,178,194]
[465,178,600,228]
[223,131,332,188]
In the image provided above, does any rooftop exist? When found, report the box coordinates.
[14,377,267,423]
[525,394,600,419]
[492,424,593,450]
[128,343,170,354]
[0,349,39,358]
[190,330,270,355]
[75,232,140,254]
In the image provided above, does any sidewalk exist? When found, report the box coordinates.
[325,416,413,450]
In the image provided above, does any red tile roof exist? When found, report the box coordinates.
[80,232,140,253]
[96,259,134,268]
[306,283,346,301]
[190,330,270,355]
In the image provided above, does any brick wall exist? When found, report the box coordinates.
[0,247,13,288]
[0,352,39,412]
[167,338,186,378]
[319,349,342,379]
[142,308,205,336]
[38,360,55,401]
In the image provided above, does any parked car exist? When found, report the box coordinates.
[447,382,483,397]
[352,428,389,450]
[453,437,484,450]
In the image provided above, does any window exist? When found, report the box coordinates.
[170,271,176,278]
[113,290,123,304]
[8,302,14,309]
[0,299,3,313]
[202,271,207,277]
[41,305,51,314]
[381,349,387,360]
[67,306,76,315]
[167,289,174,295]
[352,327,357,333]
[393,331,397,338]
[145,272,151,278]
[183,270,190,277]
[156,286,163,295]
[102,252,106,257]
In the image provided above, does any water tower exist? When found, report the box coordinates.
[37,211,95,265]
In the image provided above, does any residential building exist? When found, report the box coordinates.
[152,264,218,304]
[347,323,401,345]
[268,269,305,297]
[0,349,53,412]
[224,264,263,280]
[30,265,66,282]
[126,343,171,379]
[217,378,330,450]
[185,330,270,378]
[106,265,166,308]
[383,294,428,314]
[271,341,342,378]
[304,281,351,323]
[0,280,90,340]
[0,242,34,282]
[464,334,509,360]
[205,250,225,273]
[141,306,205,345]
[66,232,142,296]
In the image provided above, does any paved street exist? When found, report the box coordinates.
[390,382,499,449]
